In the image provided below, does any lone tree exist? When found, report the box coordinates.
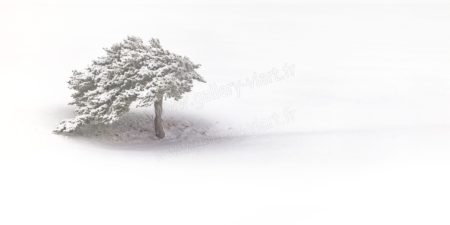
[54,36,205,138]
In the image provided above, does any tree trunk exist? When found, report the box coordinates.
[154,99,165,139]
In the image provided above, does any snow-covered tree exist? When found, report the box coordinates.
[55,36,205,138]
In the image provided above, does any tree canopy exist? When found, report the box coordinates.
[55,36,205,133]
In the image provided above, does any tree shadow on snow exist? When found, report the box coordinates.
[54,109,241,152]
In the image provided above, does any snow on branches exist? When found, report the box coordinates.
[55,36,205,134]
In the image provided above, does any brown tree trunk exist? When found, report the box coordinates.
[154,99,165,139]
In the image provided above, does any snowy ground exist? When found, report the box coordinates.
[1,1,450,224]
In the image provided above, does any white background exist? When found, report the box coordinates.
[1,0,450,224]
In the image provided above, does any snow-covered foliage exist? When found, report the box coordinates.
[55,36,205,133]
